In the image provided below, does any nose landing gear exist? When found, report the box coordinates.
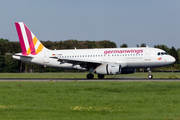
[147,68,153,79]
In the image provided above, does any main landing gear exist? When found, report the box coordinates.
[86,74,105,79]
[98,74,105,79]
[147,68,153,79]
[87,73,94,79]
[87,68,94,79]
[86,68,105,79]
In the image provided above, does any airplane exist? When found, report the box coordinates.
[12,22,176,79]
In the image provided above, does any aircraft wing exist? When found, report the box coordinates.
[50,56,101,68]
[50,55,127,68]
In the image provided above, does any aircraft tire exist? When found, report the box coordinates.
[148,75,153,79]
[98,74,105,79]
[87,73,94,79]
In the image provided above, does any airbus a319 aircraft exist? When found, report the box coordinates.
[13,22,175,79]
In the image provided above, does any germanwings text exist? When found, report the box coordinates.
[104,49,143,55]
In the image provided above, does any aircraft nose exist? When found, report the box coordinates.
[170,56,176,64]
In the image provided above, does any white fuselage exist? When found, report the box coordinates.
[13,47,175,70]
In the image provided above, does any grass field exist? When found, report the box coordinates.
[1,81,180,120]
[0,72,180,119]
[0,72,180,79]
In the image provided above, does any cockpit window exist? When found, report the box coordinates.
[157,52,168,55]
[164,52,168,55]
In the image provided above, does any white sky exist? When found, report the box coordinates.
[0,0,180,48]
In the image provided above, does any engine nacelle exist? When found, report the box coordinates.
[94,63,121,75]
[121,68,136,74]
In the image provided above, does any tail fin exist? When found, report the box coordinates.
[15,22,47,55]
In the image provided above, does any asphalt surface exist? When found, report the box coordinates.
[0,78,180,82]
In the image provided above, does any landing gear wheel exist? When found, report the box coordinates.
[87,73,94,79]
[148,75,153,79]
[98,74,105,79]
[147,68,153,79]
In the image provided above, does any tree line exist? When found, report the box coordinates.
[0,38,179,73]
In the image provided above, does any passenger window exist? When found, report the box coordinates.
[161,52,164,55]
[158,52,160,55]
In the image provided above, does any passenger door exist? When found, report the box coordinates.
[145,49,151,61]
[44,52,49,63]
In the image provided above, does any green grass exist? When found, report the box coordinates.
[0,72,180,79]
[0,81,180,119]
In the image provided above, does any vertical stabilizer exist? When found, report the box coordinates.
[15,22,48,55]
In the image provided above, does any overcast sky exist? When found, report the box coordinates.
[0,0,180,48]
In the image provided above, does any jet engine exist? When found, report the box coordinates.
[94,63,121,75]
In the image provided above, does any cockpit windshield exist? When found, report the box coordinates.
[157,52,168,55]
